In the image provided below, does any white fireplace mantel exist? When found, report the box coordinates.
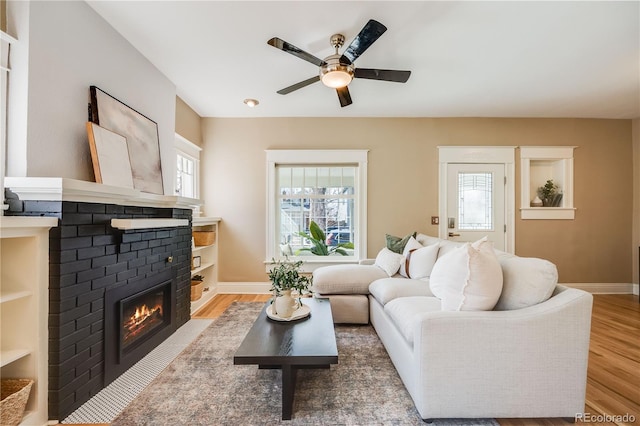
[5,177,203,209]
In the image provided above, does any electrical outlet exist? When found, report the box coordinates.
[431,216,439,225]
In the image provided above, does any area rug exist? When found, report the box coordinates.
[113,302,498,426]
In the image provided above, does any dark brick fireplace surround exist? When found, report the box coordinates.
[7,194,193,420]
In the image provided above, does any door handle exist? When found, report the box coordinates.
[448,232,461,237]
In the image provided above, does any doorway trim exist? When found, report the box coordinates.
[438,146,516,253]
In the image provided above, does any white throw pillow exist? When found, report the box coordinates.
[374,247,404,276]
[403,244,440,280]
[494,256,558,310]
[399,237,424,277]
[429,237,503,311]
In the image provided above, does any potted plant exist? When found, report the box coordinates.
[191,275,204,301]
[268,257,312,318]
[296,221,354,256]
[537,179,563,207]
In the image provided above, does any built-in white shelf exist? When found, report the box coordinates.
[191,262,215,275]
[190,287,216,315]
[190,217,220,315]
[192,216,221,225]
[1,216,57,425]
[0,349,31,367]
[0,216,58,235]
[110,218,189,230]
[0,290,33,304]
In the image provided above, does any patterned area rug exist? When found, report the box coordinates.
[113,302,498,426]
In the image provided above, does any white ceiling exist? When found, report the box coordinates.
[86,1,640,119]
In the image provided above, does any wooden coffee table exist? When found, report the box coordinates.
[233,297,338,420]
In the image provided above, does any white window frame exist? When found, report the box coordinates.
[174,133,201,200]
[1,30,17,211]
[265,149,368,272]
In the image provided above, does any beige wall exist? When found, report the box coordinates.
[175,96,203,146]
[9,1,176,191]
[201,117,633,285]
[633,119,640,289]
[1,0,6,32]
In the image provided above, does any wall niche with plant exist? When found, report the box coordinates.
[520,146,576,220]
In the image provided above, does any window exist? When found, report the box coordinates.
[176,152,196,198]
[1,30,16,207]
[174,134,201,199]
[266,150,368,270]
[457,172,493,230]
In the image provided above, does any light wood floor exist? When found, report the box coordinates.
[194,294,640,426]
[78,294,638,426]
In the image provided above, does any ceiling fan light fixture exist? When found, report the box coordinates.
[320,55,354,88]
[321,69,353,88]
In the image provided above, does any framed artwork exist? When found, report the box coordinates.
[90,86,164,195]
[86,122,134,188]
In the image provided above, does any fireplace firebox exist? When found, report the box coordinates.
[104,268,177,385]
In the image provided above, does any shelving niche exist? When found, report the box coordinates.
[520,146,576,220]
[190,217,220,315]
[1,216,58,426]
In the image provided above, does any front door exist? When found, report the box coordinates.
[446,163,506,251]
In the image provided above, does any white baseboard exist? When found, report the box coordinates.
[217,281,271,294]
[633,283,639,296]
[562,282,635,294]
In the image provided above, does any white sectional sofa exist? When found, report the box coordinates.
[312,234,593,421]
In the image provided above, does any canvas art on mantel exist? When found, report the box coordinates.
[90,86,164,195]
[86,122,134,189]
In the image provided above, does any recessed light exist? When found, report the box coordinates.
[243,98,259,108]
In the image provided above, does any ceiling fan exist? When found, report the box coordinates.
[267,19,411,107]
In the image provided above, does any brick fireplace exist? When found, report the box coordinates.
[5,178,198,420]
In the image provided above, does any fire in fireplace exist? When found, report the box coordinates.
[104,269,177,385]
[121,288,165,351]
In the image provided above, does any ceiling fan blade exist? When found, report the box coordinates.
[340,19,387,64]
[336,86,352,107]
[276,76,320,95]
[267,37,325,67]
[354,68,411,83]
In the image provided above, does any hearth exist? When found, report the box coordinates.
[104,268,177,385]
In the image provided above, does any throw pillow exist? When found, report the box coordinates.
[386,232,417,254]
[494,256,558,310]
[405,244,440,280]
[398,237,440,279]
[399,237,424,277]
[429,237,503,311]
[374,247,404,276]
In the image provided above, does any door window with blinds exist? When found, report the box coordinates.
[266,150,368,264]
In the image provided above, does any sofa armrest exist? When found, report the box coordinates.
[413,286,593,418]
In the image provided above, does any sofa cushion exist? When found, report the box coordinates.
[494,256,558,310]
[386,232,417,254]
[374,247,404,276]
[369,278,434,306]
[429,237,503,311]
[384,296,442,344]
[312,264,388,295]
